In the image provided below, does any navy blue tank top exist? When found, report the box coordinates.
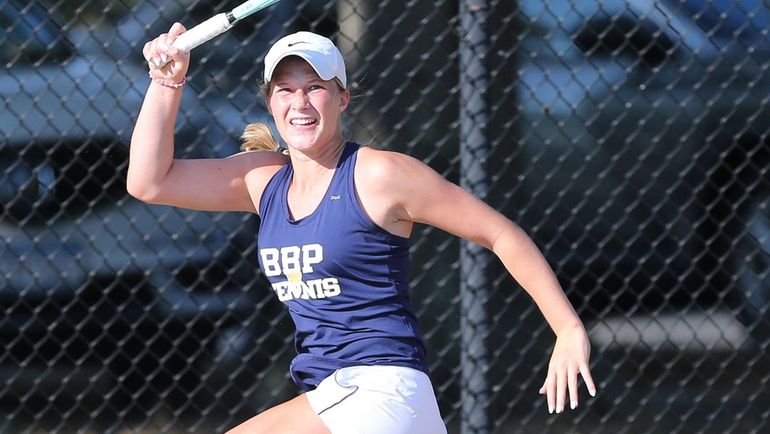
[257,142,429,391]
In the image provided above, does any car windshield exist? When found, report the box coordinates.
[0,1,74,65]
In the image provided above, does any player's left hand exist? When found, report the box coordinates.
[538,324,596,413]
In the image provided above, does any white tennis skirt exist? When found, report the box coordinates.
[305,365,447,434]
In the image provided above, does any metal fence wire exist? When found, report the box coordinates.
[1,0,769,432]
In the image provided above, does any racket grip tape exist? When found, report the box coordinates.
[150,13,234,69]
[172,13,234,52]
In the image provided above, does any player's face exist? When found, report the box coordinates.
[268,57,349,153]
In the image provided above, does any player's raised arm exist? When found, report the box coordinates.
[128,23,286,213]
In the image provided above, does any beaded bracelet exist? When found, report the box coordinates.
[149,73,187,89]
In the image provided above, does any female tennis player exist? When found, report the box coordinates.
[130,24,597,434]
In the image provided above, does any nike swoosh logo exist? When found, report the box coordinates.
[287,41,308,47]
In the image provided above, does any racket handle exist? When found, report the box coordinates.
[173,13,233,52]
[151,13,233,69]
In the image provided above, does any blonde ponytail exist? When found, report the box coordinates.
[240,122,281,152]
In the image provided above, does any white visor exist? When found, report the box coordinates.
[263,31,347,89]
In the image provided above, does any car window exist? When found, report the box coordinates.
[0,1,74,65]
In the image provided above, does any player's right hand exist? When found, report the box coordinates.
[143,22,190,83]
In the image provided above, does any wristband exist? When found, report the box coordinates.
[149,73,187,89]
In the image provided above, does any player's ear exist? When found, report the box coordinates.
[339,88,350,112]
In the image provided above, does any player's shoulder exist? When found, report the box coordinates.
[235,149,289,185]
[356,145,427,180]
[233,150,289,209]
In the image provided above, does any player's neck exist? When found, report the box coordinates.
[289,138,346,186]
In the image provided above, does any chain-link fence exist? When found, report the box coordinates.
[2,0,769,432]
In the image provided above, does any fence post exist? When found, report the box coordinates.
[459,1,492,433]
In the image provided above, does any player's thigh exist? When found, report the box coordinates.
[225,394,331,434]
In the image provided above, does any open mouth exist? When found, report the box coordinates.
[290,118,317,126]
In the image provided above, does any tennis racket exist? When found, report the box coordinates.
[151,0,283,68]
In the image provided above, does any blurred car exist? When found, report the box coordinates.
[0,0,272,418]
[509,0,770,338]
